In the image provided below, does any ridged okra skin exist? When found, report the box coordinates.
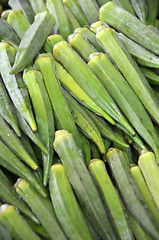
[53,129,117,240]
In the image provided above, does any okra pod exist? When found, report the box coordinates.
[0,204,40,240]
[15,178,67,240]
[11,11,55,74]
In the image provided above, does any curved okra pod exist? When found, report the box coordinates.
[0,75,20,136]
[49,164,93,240]
[53,41,136,136]
[54,60,114,125]
[138,150,159,211]
[23,69,55,187]
[0,18,20,45]
[63,0,89,26]
[88,159,134,240]
[46,0,70,39]
[7,10,30,39]
[117,33,159,68]
[107,148,159,240]
[10,11,55,74]
[130,164,159,227]
[53,130,117,240]
[96,28,159,128]
[0,140,47,198]
[100,2,159,55]
[8,0,35,23]
[15,178,67,240]
[0,42,37,131]
[64,90,105,154]
[0,168,39,224]
[88,52,159,159]
[35,54,83,158]
[0,204,41,240]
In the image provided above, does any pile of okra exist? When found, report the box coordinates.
[0,0,159,239]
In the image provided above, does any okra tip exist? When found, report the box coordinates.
[88,159,103,169]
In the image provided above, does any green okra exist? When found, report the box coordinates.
[63,0,89,26]
[15,109,48,154]
[96,28,159,130]
[23,69,55,187]
[68,31,97,62]
[96,0,109,7]
[8,0,35,23]
[76,0,99,23]
[112,128,132,164]
[0,114,38,170]
[46,0,70,39]
[146,0,158,25]
[28,0,47,13]
[0,222,12,240]
[0,42,37,131]
[78,131,91,165]
[20,132,43,185]
[0,75,20,136]
[44,34,64,53]
[130,164,159,227]
[7,10,30,39]
[89,159,133,240]
[100,2,159,55]
[74,27,103,52]
[117,33,159,68]
[24,218,50,240]
[54,60,114,125]
[53,41,136,137]
[49,164,93,240]
[90,20,109,34]
[130,0,147,23]
[0,140,47,198]
[112,0,135,15]
[64,5,81,32]
[0,168,39,224]
[140,67,159,85]
[1,9,11,20]
[0,204,40,240]
[138,150,159,211]
[107,148,159,240]
[53,130,117,240]
[90,141,101,159]
[84,107,129,148]
[0,18,20,46]
[127,210,153,240]
[10,11,55,74]
[88,52,159,158]
[35,54,83,158]
[15,178,67,240]
[64,90,105,154]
